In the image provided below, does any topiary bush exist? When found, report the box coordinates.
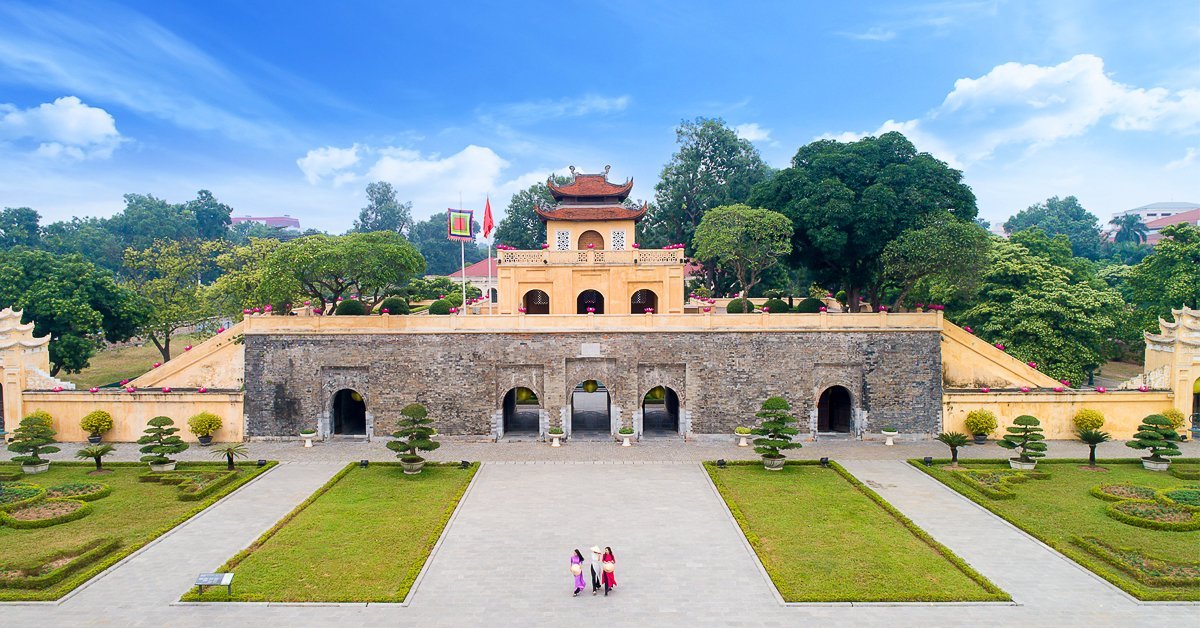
[1072,408,1105,432]
[997,415,1047,464]
[963,409,998,437]
[1126,414,1182,463]
[137,416,189,466]
[378,296,410,315]
[1161,408,1186,431]
[428,299,451,315]
[80,410,114,438]
[726,298,754,313]
[445,292,464,307]
[335,299,369,315]
[794,297,824,313]
[762,298,789,313]
[187,412,223,438]
[8,413,60,467]
[750,396,802,463]
[386,403,441,466]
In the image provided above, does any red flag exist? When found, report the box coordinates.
[482,196,494,239]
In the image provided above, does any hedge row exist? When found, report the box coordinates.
[1104,499,1200,532]
[1072,536,1200,588]
[0,499,92,529]
[0,537,122,590]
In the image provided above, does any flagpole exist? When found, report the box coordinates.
[459,192,467,310]
[486,194,493,315]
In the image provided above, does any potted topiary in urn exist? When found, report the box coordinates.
[187,412,222,446]
[8,411,61,474]
[617,426,635,447]
[734,426,753,447]
[548,426,565,447]
[880,425,899,446]
[751,396,802,471]
[138,416,189,471]
[997,415,1046,470]
[386,403,440,474]
[80,410,114,444]
[1126,414,1181,471]
[964,409,998,445]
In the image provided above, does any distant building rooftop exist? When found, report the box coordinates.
[448,258,498,278]
[1145,208,1200,244]
[231,215,301,230]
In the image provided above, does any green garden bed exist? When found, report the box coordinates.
[705,460,1008,602]
[911,458,1200,600]
[183,462,477,602]
[0,461,275,601]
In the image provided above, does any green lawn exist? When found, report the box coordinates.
[912,458,1200,601]
[60,334,203,389]
[0,461,274,601]
[185,462,477,602]
[705,461,1008,602]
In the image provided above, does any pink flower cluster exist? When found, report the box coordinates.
[495,244,517,250]
[518,307,527,313]
[644,307,655,313]
[449,307,459,314]
[663,243,684,250]
[925,304,945,311]
[1027,362,1038,369]
[541,243,550,249]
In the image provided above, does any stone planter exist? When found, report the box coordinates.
[617,432,635,447]
[735,432,752,447]
[881,430,898,446]
[400,459,426,475]
[300,431,317,448]
[22,461,50,475]
[198,435,213,447]
[149,461,177,472]
[548,432,564,447]
[762,457,786,471]
[87,434,102,445]
[1142,457,1171,472]
[1008,458,1037,470]
[972,434,988,445]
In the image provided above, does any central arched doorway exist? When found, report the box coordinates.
[631,289,658,314]
[523,289,549,314]
[502,387,540,436]
[817,386,852,433]
[577,289,605,314]
[642,386,680,436]
[332,389,366,435]
[571,379,610,435]
[578,230,604,250]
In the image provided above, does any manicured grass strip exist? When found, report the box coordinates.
[910,457,1200,601]
[0,461,276,601]
[184,462,478,603]
[705,460,1008,602]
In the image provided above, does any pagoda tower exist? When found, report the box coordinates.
[495,166,685,315]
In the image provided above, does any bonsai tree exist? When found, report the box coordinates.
[934,431,971,466]
[1076,428,1111,468]
[963,409,998,443]
[137,416,189,466]
[997,415,1047,465]
[750,396,802,467]
[8,412,61,467]
[386,403,440,466]
[210,443,249,471]
[76,443,116,473]
[80,410,115,443]
[187,412,223,443]
[1126,414,1181,463]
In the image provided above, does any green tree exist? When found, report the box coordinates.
[1003,196,1103,260]
[997,415,1047,463]
[934,432,971,465]
[1125,414,1181,462]
[123,239,223,363]
[0,207,41,249]
[750,396,802,462]
[493,176,569,250]
[40,217,125,273]
[1076,428,1110,468]
[692,204,792,300]
[749,132,976,311]
[409,214,485,275]
[1108,213,1148,245]
[7,413,60,465]
[353,182,413,235]
[0,249,147,374]
[206,237,290,317]
[882,217,991,309]
[1127,224,1200,329]
[186,189,233,240]
[386,403,441,466]
[137,416,188,465]
[76,443,116,473]
[642,118,772,254]
[261,232,425,311]
[109,193,199,252]
[227,220,294,244]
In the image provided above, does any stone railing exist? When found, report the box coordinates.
[497,248,685,266]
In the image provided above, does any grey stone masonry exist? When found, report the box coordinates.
[243,330,942,438]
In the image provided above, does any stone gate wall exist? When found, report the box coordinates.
[244,330,943,438]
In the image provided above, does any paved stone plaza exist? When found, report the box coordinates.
[3,440,1198,626]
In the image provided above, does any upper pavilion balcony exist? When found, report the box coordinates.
[496,247,685,267]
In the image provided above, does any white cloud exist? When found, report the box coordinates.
[734,123,772,142]
[839,27,897,41]
[296,145,362,184]
[1166,147,1199,170]
[0,96,122,159]
[482,94,631,124]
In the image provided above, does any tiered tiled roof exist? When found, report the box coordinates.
[539,166,644,222]
[546,166,633,201]
[534,202,647,222]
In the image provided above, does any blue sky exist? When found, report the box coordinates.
[0,0,1198,232]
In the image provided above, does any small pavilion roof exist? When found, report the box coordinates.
[547,166,633,200]
[535,202,647,223]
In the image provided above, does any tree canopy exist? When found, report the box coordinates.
[882,216,991,309]
[1127,224,1200,329]
[692,204,792,300]
[0,207,41,249]
[260,231,426,310]
[353,182,413,235]
[123,239,224,362]
[1108,213,1148,245]
[1003,196,1103,260]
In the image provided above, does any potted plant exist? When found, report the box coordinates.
[964,409,998,445]
[300,427,317,448]
[750,396,802,471]
[880,425,899,447]
[997,415,1047,470]
[137,416,189,471]
[187,412,223,446]
[210,443,249,471]
[8,411,60,474]
[734,426,753,447]
[1072,408,1105,432]
[75,443,115,474]
[80,410,114,444]
[1125,414,1181,471]
[1077,428,1111,469]
[934,432,970,467]
[386,403,440,474]
[617,426,635,447]
[548,425,565,447]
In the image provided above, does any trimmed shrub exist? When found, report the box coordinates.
[386,403,440,464]
[963,409,998,436]
[80,410,114,437]
[762,298,789,313]
[8,413,60,466]
[750,396,802,461]
[378,296,410,315]
[997,415,1047,463]
[187,412,223,438]
[137,416,188,465]
[335,299,369,315]
[428,299,451,315]
[762,289,786,299]
[1126,414,1182,461]
[445,292,464,307]
[1161,408,1186,431]
[726,298,754,313]
[1072,408,1105,431]
[794,297,824,313]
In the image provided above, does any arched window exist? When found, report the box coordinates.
[523,289,550,314]
[631,289,658,314]
[578,230,604,250]
[577,289,605,314]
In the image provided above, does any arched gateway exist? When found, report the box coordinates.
[332,389,366,435]
[817,386,853,433]
[571,380,611,434]
[642,386,680,435]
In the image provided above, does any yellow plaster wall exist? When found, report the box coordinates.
[941,320,1062,388]
[497,263,684,315]
[20,391,244,443]
[129,322,245,389]
[544,219,639,249]
[943,390,1175,440]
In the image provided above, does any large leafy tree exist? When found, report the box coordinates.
[882,217,991,309]
[206,237,289,317]
[186,189,234,240]
[749,132,977,311]
[261,231,426,311]
[957,238,1126,383]
[493,176,570,250]
[642,118,772,253]
[409,214,485,275]
[692,204,792,300]
[123,239,224,362]
[109,193,200,252]
[0,207,41,249]
[353,182,413,235]
[1108,213,1149,245]
[40,217,126,273]
[1127,223,1200,329]
[0,249,148,375]
[1003,196,1103,260]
